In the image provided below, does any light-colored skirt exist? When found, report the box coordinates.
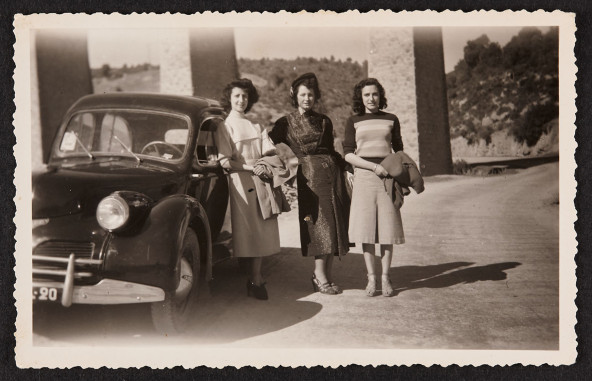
[228,171,280,258]
[348,167,404,253]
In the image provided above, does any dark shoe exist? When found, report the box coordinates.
[381,275,395,297]
[311,274,338,295]
[366,274,378,297]
[247,280,268,300]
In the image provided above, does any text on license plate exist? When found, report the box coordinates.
[33,286,61,301]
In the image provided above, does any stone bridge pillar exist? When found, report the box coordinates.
[369,27,453,176]
[33,30,93,166]
[160,28,238,98]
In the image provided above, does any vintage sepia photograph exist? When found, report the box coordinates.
[13,11,577,368]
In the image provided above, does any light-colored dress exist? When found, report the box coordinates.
[218,110,280,258]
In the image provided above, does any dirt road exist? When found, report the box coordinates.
[33,163,559,350]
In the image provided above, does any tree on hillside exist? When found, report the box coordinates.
[447,27,559,149]
[463,34,490,69]
[101,64,111,78]
[237,57,367,138]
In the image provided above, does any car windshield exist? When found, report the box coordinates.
[52,110,190,162]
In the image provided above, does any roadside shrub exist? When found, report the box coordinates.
[512,102,559,146]
[452,159,472,175]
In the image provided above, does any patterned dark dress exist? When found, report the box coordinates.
[270,110,349,257]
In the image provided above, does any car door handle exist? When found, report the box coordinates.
[191,174,204,179]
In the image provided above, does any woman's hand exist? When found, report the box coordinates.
[253,165,271,179]
[253,166,266,176]
[373,164,389,177]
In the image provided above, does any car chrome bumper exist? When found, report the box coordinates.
[33,253,165,306]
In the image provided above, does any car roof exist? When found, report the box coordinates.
[69,93,223,121]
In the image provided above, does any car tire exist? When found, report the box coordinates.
[150,228,200,335]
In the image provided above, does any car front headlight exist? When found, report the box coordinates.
[96,194,129,231]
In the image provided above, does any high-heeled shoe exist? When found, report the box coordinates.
[366,274,378,297]
[328,282,343,294]
[247,280,268,300]
[311,274,338,295]
[381,275,395,297]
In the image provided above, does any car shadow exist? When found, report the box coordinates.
[33,247,323,346]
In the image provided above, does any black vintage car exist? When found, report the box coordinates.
[32,93,233,334]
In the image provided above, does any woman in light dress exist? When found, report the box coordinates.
[343,78,405,297]
[218,78,280,300]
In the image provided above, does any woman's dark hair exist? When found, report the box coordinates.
[352,78,388,115]
[290,72,321,108]
[220,78,259,113]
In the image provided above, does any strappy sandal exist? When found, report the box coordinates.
[312,274,338,295]
[329,282,343,294]
[366,274,378,297]
[382,275,395,297]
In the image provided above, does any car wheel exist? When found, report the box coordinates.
[150,228,200,335]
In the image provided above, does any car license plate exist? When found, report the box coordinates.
[32,286,61,302]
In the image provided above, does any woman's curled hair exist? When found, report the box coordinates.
[220,78,259,113]
[352,78,387,115]
[290,72,321,108]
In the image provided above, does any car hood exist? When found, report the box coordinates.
[33,160,185,219]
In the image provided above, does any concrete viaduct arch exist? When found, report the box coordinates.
[32,28,452,176]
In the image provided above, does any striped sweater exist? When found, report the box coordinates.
[342,111,404,162]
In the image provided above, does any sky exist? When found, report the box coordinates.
[87,26,549,73]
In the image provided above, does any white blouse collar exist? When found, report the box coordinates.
[229,110,248,119]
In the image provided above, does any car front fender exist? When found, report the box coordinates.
[102,194,211,292]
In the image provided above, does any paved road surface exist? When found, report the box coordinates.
[33,163,559,349]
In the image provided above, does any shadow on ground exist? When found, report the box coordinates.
[32,250,521,345]
[341,255,521,297]
[33,248,322,346]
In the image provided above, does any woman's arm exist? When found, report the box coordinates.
[219,158,254,172]
[391,116,404,152]
[344,153,388,177]
[268,117,287,145]
[342,115,387,176]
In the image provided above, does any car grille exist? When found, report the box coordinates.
[33,241,102,285]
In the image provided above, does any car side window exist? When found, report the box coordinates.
[99,113,132,153]
[195,118,224,166]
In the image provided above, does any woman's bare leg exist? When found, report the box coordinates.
[380,244,393,276]
[363,243,376,275]
[363,244,378,296]
[380,244,395,296]
[314,255,329,284]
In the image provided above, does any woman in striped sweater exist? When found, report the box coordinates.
[343,78,405,297]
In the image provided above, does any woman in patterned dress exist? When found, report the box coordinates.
[269,73,349,295]
[218,78,280,300]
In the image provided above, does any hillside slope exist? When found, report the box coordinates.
[446,27,559,157]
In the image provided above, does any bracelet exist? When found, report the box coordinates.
[373,164,378,172]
